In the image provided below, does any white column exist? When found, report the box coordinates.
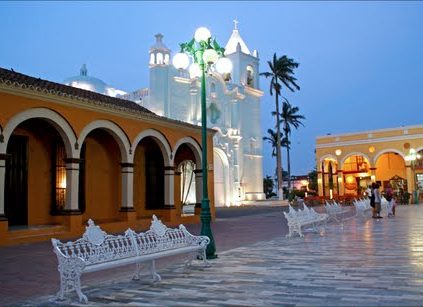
[0,156,6,217]
[65,160,80,211]
[121,163,134,209]
[164,167,175,207]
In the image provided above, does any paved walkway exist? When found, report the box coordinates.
[5,205,423,306]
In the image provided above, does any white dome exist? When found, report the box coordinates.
[63,64,126,97]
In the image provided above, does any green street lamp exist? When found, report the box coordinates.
[173,27,232,259]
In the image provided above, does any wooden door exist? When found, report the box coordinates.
[5,135,28,226]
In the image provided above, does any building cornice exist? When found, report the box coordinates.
[316,133,423,149]
[316,124,423,140]
[244,86,264,97]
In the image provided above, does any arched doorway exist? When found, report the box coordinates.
[214,148,230,207]
[79,129,122,222]
[174,144,198,216]
[375,152,406,195]
[320,157,339,198]
[133,137,165,216]
[5,119,67,228]
[341,154,371,196]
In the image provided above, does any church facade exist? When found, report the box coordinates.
[122,23,266,206]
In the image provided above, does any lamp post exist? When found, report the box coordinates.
[405,148,421,205]
[173,27,232,259]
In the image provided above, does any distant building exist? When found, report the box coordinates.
[315,125,423,202]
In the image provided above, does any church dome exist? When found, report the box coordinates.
[63,64,126,97]
[150,33,170,52]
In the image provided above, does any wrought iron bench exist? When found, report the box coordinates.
[283,204,328,238]
[51,215,210,303]
[324,201,350,223]
[353,198,372,218]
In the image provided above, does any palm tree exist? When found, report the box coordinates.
[260,54,300,199]
[280,98,305,190]
[262,128,289,158]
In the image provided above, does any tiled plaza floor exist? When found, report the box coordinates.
[19,205,423,306]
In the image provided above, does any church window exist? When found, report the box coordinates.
[249,137,257,155]
[210,82,216,95]
[164,54,169,65]
[223,73,231,82]
[156,52,164,64]
[246,65,254,87]
[149,53,155,65]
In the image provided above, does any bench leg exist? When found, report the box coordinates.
[297,224,304,238]
[132,263,142,281]
[200,248,210,266]
[286,225,293,238]
[150,260,161,282]
[56,262,87,304]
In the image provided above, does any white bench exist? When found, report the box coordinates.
[353,198,372,218]
[283,204,328,238]
[324,201,350,223]
[51,215,210,303]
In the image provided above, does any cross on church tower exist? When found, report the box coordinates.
[233,18,238,30]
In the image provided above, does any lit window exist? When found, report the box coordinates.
[53,141,66,213]
[156,53,163,64]
[246,65,254,87]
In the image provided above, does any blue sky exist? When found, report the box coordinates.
[1,1,422,177]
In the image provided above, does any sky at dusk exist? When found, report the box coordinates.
[1,1,422,177]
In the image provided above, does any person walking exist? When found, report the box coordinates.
[373,183,382,219]
[370,184,376,218]
[385,183,395,217]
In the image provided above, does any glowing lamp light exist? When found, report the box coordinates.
[173,52,190,70]
[194,27,211,42]
[369,146,375,153]
[215,57,232,74]
[189,63,202,78]
[345,176,354,184]
[335,149,342,156]
[203,49,219,64]
[59,178,67,189]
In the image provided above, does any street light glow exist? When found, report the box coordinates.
[215,57,233,74]
[173,52,190,70]
[202,49,219,64]
[194,27,211,42]
[189,63,201,78]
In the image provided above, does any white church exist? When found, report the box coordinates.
[65,22,265,207]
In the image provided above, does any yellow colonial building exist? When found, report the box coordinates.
[316,125,423,202]
[0,68,215,245]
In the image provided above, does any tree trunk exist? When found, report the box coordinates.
[287,142,291,191]
[275,92,284,200]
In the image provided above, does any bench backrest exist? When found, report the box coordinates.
[52,216,209,266]
[52,220,137,266]
[130,215,209,255]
